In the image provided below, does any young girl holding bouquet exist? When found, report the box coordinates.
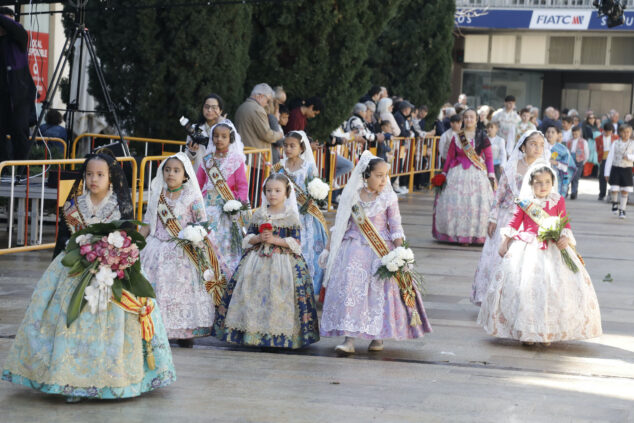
[2,152,175,402]
[319,151,432,354]
[140,153,227,347]
[196,121,249,275]
[212,173,320,349]
[478,160,602,345]
[274,131,329,294]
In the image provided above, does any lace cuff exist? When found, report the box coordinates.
[561,228,576,246]
[242,234,256,249]
[284,237,302,255]
[391,231,405,241]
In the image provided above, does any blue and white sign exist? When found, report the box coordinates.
[455,8,634,31]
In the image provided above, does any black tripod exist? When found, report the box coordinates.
[29,0,129,157]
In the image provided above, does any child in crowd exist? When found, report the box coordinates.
[212,173,320,349]
[478,160,602,345]
[197,122,249,276]
[438,114,463,163]
[2,153,175,401]
[545,125,576,196]
[604,124,634,219]
[566,125,589,200]
[275,131,329,295]
[319,152,431,354]
[595,122,619,201]
[140,153,225,347]
[487,121,506,180]
[514,107,537,153]
[561,116,574,143]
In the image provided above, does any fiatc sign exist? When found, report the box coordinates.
[456,8,634,31]
[529,10,592,30]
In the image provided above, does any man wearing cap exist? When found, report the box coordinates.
[492,95,521,158]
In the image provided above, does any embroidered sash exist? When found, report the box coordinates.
[157,193,227,305]
[111,291,157,370]
[206,156,251,227]
[514,198,585,265]
[458,131,487,172]
[272,163,329,236]
[350,203,422,327]
[63,199,87,234]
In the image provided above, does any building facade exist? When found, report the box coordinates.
[454,0,634,116]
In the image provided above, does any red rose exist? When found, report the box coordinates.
[431,174,446,187]
[259,223,273,232]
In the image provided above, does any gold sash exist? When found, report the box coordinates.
[205,156,251,226]
[350,203,422,327]
[63,199,87,234]
[457,131,487,172]
[157,193,227,305]
[272,163,329,236]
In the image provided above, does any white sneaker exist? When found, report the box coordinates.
[368,340,384,351]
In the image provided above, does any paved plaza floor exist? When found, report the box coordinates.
[1,179,633,422]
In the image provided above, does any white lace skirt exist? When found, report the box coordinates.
[478,240,602,343]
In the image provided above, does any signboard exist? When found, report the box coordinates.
[456,8,634,31]
[27,31,49,103]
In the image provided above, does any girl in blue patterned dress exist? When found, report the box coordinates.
[212,173,319,349]
[276,131,328,294]
[2,153,175,402]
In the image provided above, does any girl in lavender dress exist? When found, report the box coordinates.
[140,153,227,347]
[472,130,549,305]
[319,151,432,354]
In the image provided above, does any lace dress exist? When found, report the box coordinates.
[477,194,602,342]
[212,207,320,349]
[141,187,216,339]
[2,192,175,399]
[197,152,248,276]
[433,136,494,244]
[471,170,523,305]
[278,161,328,294]
[320,190,432,340]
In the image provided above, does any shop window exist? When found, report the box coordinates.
[548,36,575,65]
[580,37,607,65]
[610,38,634,66]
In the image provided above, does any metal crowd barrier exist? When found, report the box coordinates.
[6,135,68,159]
[71,133,186,162]
[0,157,137,255]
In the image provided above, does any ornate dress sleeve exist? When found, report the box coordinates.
[443,137,457,174]
[482,145,495,177]
[386,193,405,241]
[283,227,303,256]
[196,165,208,194]
[231,162,249,202]
[500,205,524,239]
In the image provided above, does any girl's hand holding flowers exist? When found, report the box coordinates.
[556,236,569,250]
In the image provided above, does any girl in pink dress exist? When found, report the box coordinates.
[196,122,249,275]
[478,160,602,344]
[433,109,495,245]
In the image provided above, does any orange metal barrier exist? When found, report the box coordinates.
[6,135,68,159]
[136,148,271,220]
[71,133,186,162]
[0,157,137,255]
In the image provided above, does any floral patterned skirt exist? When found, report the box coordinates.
[212,248,319,349]
[2,254,176,399]
[300,213,328,295]
[141,237,215,339]
[320,237,432,340]
[477,240,602,343]
[432,165,493,244]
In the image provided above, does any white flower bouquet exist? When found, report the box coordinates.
[375,243,424,293]
[222,199,250,251]
[537,214,578,273]
[172,223,213,279]
[300,177,330,214]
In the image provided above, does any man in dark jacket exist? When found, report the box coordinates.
[0,7,36,162]
[393,100,414,137]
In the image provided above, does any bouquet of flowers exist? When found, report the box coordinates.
[375,244,425,293]
[222,199,250,251]
[301,177,330,214]
[537,214,579,273]
[431,173,446,194]
[172,222,213,280]
[61,220,155,327]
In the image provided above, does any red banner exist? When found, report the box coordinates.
[27,31,49,103]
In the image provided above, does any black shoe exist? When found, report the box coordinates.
[612,203,619,214]
[177,339,194,348]
[570,193,577,200]
[619,210,626,219]
[598,196,605,201]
